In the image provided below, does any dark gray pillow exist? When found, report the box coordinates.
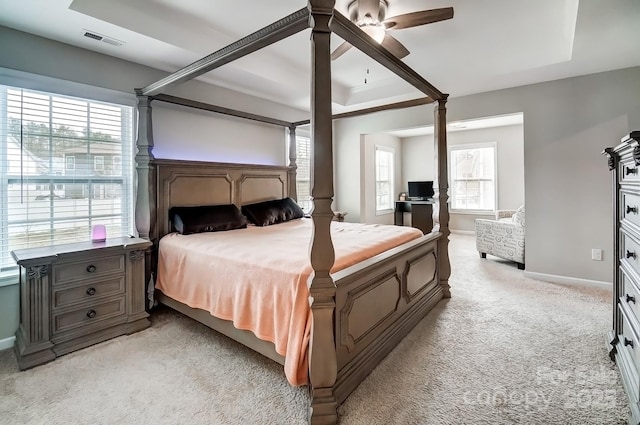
[169,204,247,235]
[241,197,304,226]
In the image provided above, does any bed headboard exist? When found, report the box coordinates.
[153,159,293,240]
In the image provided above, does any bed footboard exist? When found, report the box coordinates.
[331,232,444,404]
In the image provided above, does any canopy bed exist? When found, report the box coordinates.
[133,1,451,424]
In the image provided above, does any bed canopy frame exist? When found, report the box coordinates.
[133,1,450,424]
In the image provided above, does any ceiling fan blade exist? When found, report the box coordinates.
[331,41,353,60]
[383,7,454,30]
[380,33,410,59]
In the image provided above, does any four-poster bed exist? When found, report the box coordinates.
[133,1,450,424]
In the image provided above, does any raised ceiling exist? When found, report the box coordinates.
[0,0,639,113]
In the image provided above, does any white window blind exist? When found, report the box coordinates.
[449,143,497,212]
[0,85,135,271]
[296,136,312,212]
[375,146,394,213]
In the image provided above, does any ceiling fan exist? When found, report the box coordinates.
[331,0,454,60]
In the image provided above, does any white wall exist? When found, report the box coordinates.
[359,133,402,224]
[401,124,525,232]
[335,66,640,284]
[153,104,286,165]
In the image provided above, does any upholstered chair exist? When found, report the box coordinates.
[475,205,525,270]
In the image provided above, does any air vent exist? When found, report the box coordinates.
[82,29,124,47]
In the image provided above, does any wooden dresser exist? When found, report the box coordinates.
[11,236,152,370]
[605,130,640,424]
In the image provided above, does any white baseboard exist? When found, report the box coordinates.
[0,336,15,351]
[524,271,611,288]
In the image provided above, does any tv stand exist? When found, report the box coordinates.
[394,200,434,234]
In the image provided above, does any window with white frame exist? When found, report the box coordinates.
[375,146,394,213]
[295,136,312,212]
[94,155,104,172]
[0,85,135,271]
[449,142,497,212]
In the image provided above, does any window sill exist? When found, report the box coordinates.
[0,270,18,288]
[375,209,394,216]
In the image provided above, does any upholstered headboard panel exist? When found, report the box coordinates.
[153,159,292,240]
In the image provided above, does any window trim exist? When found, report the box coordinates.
[448,141,498,214]
[374,145,395,215]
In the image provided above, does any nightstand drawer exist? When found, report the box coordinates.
[53,277,125,309]
[53,297,126,334]
[54,254,125,284]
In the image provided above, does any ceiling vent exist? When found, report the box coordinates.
[82,29,124,47]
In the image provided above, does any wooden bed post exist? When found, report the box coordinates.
[308,0,338,424]
[433,97,451,297]
[134,93,157,308]
[288,125,298,202]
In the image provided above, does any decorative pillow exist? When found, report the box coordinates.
[513,204,525,227]
[169,204,247,235]
[241,197,304,226]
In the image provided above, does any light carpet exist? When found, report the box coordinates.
[0,234,629,424]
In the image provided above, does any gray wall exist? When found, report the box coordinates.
[0,25,309,343]
[401,124,525,232]
[335,66,640,284]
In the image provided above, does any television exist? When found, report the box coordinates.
[408,181,434,200]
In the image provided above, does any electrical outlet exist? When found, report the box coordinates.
[592,248,603,261]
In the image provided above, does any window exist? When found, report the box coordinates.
[296,136,312,212]
[0,85,135,271]
[94,155,104,172]
[65,155,75,170]
[375,146,394,213]
[449,143,497,212]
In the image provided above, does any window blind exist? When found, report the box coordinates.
[0,85,135,271]
[296,136,312,212]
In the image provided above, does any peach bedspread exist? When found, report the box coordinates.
[155,218,423,386]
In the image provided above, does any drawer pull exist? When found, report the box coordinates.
[86,265,97,273]
[625,337,634,348]
[628,205,638,214]
[626,167,637,176]
[86,309,97,319]
[86,287,96,296]
[627,294,636,304]
[627,250,637,259]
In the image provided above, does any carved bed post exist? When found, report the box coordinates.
[288,125,298,201]
[307,0,338,424]
[134,93,157,309]
[433,97,451,297]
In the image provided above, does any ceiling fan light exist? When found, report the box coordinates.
[362,25,386,44]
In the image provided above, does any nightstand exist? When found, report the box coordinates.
[11,236,151,370]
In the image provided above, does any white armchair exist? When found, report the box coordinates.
[475,205,525,270]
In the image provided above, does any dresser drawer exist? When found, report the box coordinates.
[620,307,640,375]
[53,254,125,285]
[52,297,126,334]
[52,277,125,309]
[622,233,640,276]
[623,192,640,229]
[621,159,640,183]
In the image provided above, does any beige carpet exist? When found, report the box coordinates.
[0,234,629,425]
